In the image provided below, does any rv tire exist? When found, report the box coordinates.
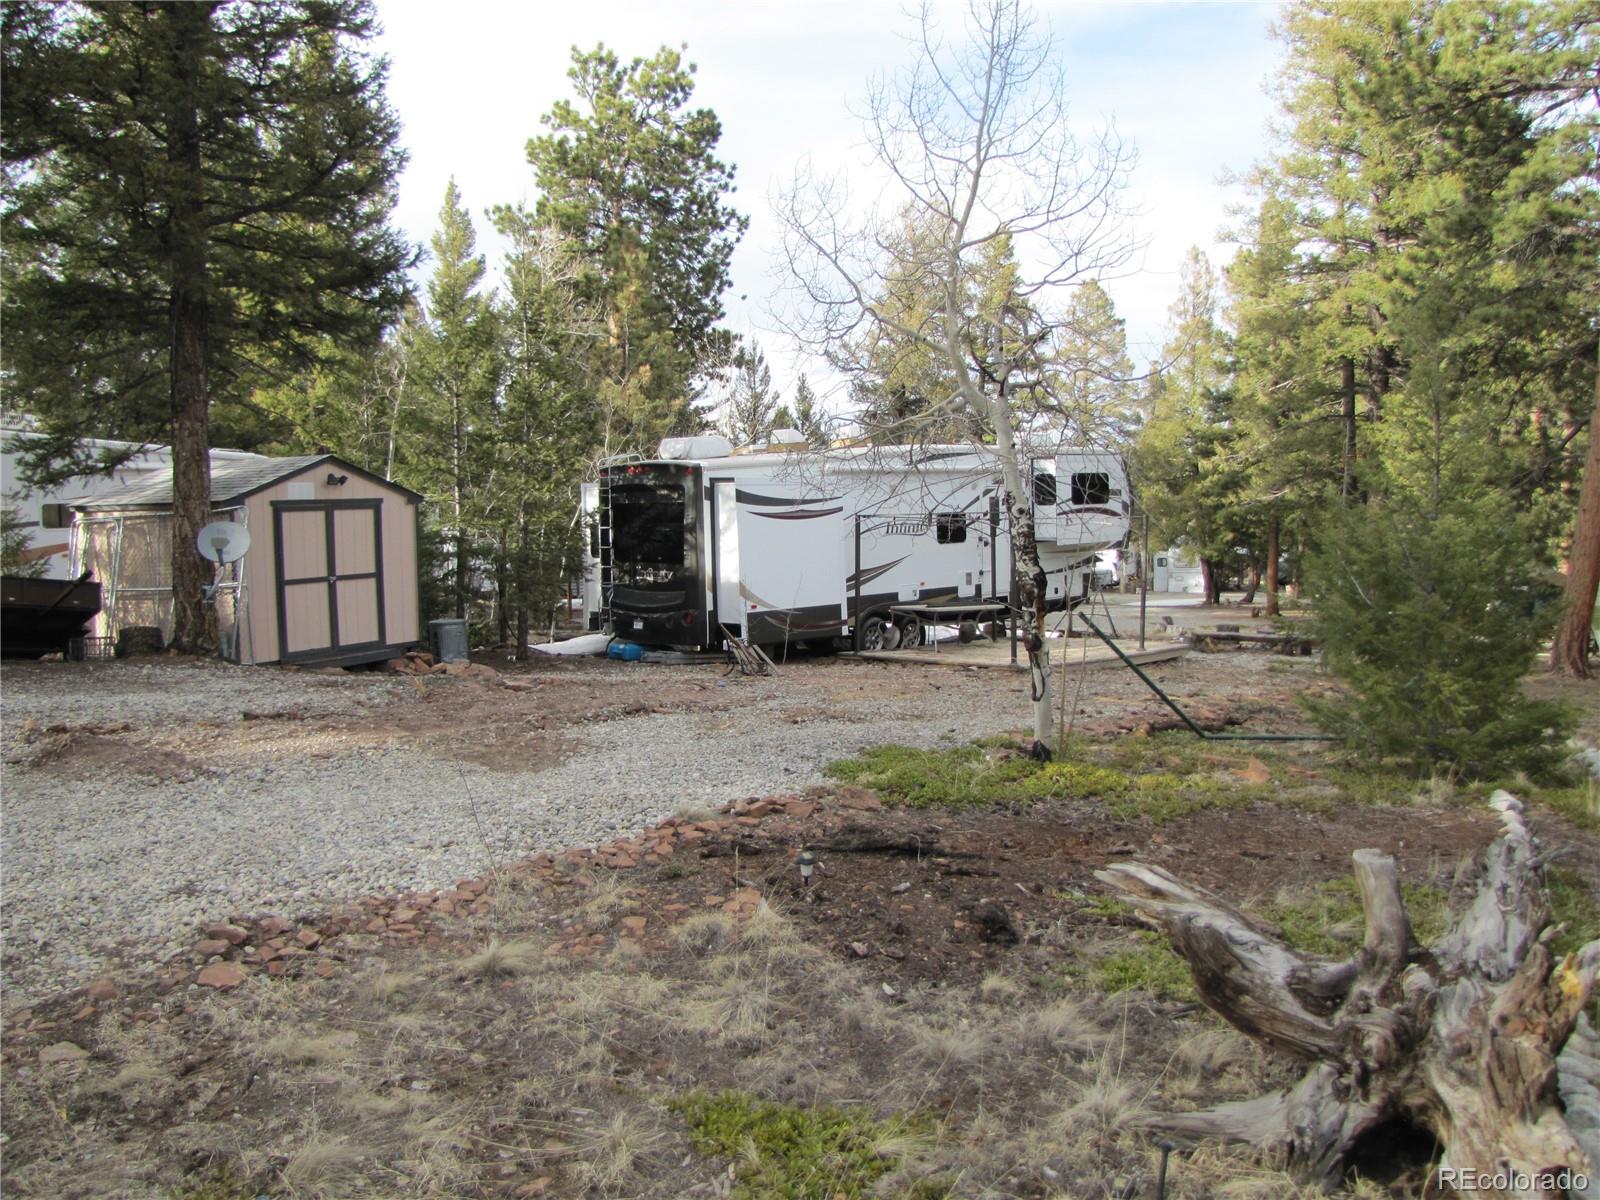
[857,614,890,652]
[894,612,922,649]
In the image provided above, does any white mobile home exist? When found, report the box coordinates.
[582,436,1130,651]
[1,429,266,579]
[1152,547,1205,595]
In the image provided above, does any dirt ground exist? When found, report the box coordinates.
[3,633,1598,1200]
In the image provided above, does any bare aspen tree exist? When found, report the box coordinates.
[774,0,1139,750]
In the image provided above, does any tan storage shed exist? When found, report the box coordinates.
[71,454,422,666]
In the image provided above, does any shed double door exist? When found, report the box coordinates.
[273,500,386,663]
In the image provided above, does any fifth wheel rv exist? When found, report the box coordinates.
[582,436,1130,652]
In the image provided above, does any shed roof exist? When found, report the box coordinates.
[72,453,422,511]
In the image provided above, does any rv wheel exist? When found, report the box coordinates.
[857,614,890,652]
[958,620,979,643]
[894,612,922,648]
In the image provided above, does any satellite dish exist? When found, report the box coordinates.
[197,521,251,564]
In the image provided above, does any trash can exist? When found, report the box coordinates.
[428,618,469,663]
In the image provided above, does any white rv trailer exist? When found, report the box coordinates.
[581,435,1130,652]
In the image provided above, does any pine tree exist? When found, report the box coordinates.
[490,212,592,655]
[527,44,747,455]
[788,375,830,446]
[407,182,501,620]
[1134,250,1248,604]
[2,0,411,650]
[0,503,46,578]
[720,344,777,446]
[1045,281,1140,453]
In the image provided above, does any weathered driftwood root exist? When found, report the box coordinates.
[1095,793,1600,1197]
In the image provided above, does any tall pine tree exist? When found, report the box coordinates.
[527,44,746,455]
[2,0,411,650]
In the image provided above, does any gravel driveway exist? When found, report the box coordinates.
[1,645,1278,1007]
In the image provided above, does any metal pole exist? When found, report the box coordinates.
[1139,512,1149,651]
[853,513,862,650]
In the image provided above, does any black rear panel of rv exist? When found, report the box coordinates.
[603,463,708,646]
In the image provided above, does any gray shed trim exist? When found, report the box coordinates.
[72,454,423,511]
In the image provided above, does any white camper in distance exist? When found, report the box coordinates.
[581,436,1130,651]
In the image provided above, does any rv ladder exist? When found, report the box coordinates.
[595,471,615,628]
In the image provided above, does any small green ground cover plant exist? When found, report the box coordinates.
[1089,936,1198,1002]
[1258,878,1451,957]
[1547,868,1600,960]
[671,1090,942,1200]
[824,737,1272,822]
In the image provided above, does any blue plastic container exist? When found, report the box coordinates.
[607,640,644,661]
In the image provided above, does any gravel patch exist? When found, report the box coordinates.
[0,648,1266,1007]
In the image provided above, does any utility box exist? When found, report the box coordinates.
[429,618,468,662]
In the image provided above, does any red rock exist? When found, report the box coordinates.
[258,916,293,936]
[678,829,704,845]
[786,800,817,819]
[85,978,118,1003]
[745,801,773,818]
[193,939,231,958]
[434,899,456,916]
[620,916,647,936]
[197,962,245,989]
[364,918,386,934]
[71,1004,96,1021]
[204,923,249,945]
[734,816,761,826]
[703,895,725,907]
[257,944,280,963]
[265,961,287,977]
[390,908,419,924]
[314,960,338,979]
[295,929,322,949]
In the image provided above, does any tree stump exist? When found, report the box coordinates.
[1094,793,1600,1197]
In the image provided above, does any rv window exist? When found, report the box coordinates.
[1032,473,1057,507]
[610,483,685,567]
[40,503,68,529]
[935,513,968,544]
[1070,472,1111,506]
[1156,557,1167,567]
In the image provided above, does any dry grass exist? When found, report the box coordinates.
[457,936,544,979]
[260,1032,355,1067]
[1016,996,1106,1057]
[279,1135,373,1198]
[3,867,1298,1200]
[567,1110,666,1196]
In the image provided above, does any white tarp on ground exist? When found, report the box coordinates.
[528,632,611,657]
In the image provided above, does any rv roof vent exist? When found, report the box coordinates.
[658,435,733,461]
[767,428,805,445]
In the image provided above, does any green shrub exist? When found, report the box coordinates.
[1303,494,1574,779]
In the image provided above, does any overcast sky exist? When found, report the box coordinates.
[373,1,1282,403]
